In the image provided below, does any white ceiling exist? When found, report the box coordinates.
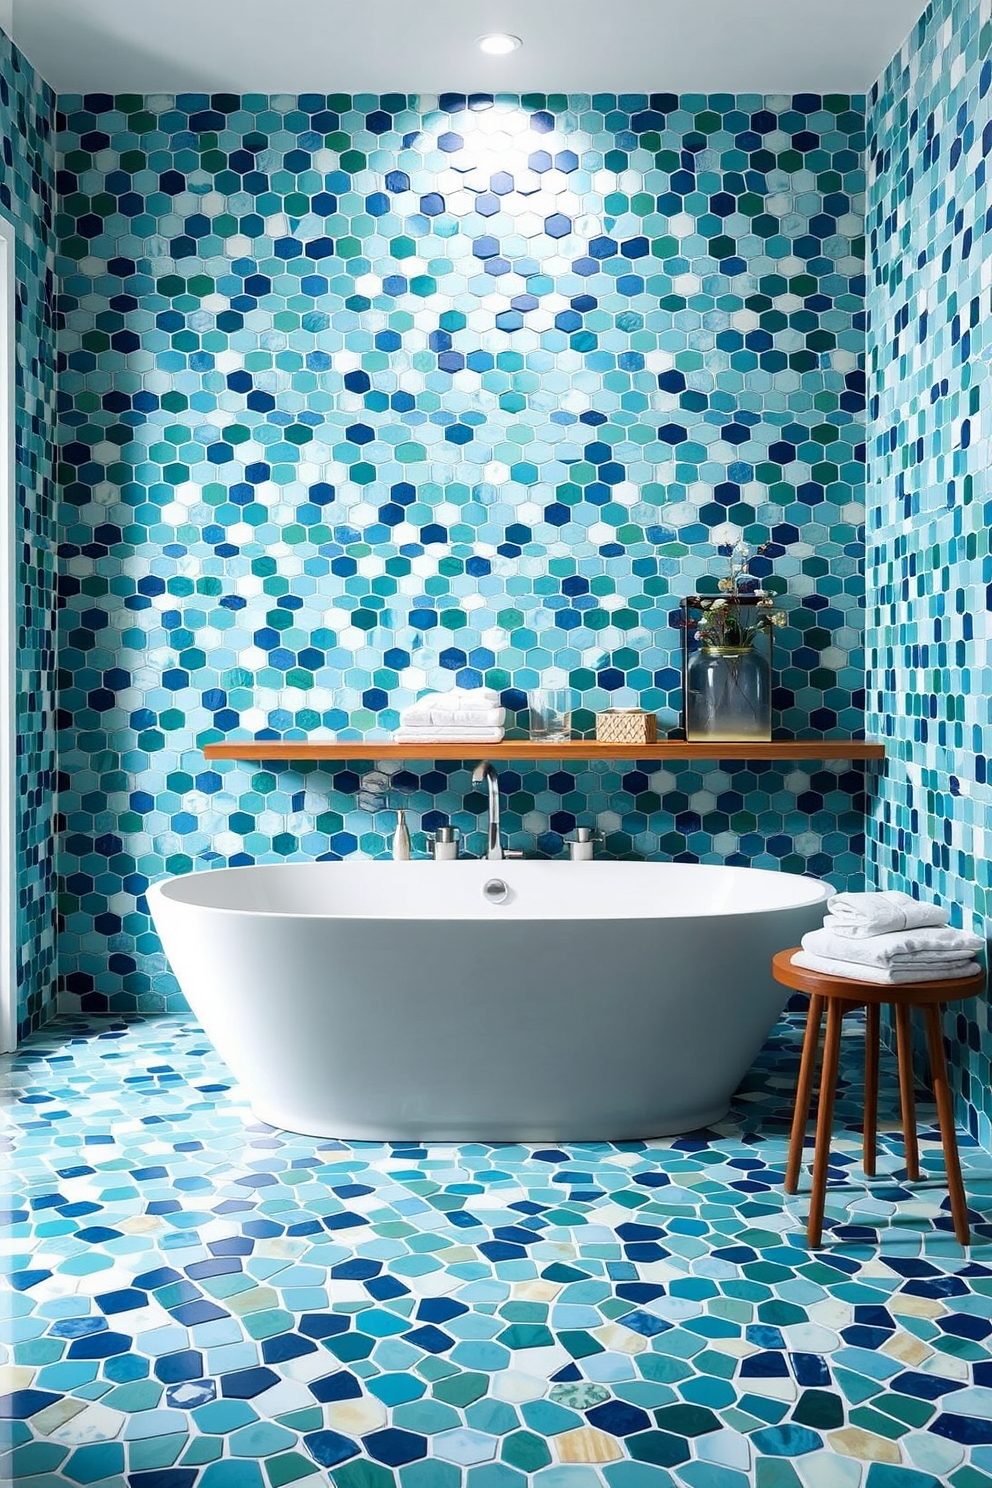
[9,0,925,96]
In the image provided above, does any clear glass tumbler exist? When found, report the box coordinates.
[530,687,573,742]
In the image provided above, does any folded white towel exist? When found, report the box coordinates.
[400,692,449,726]
[395,727,505,743]
[400,688,504,728]
[791,949,982,986]
[427,686,500,711]
[401,704,506,729]
[824,890,949,938]
[442,708,504,728]
[451,686,501,709]
[803,924,985,969]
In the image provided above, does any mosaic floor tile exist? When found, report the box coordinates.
[4,1012,992,1486]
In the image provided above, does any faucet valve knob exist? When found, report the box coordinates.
[431,826,460,861]
[567,827,600,861]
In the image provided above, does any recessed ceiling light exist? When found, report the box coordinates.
[477,33,522,56]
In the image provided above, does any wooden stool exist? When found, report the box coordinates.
[772,949,986,1247]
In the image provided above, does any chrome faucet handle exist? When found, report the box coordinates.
[503,848,525,859]
[470,759,510,861]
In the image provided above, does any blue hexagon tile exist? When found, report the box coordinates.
[5,1010,992,1488]
[866,0,992,1146]
[0,29,59,1037]
[53,91,868,1014]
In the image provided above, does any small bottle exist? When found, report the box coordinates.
[392,808,411,861]
[432,825,459,861]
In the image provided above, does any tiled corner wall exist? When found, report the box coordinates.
[53,91,868,1014]
[1,29,58,1037]
[867,0,992,1141]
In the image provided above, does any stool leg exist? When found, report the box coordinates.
[923,1004,970,1246]
[895,1003,921,1181]
[808,997,843,1248]
[786,993,824,1194]
[864,1002,880,1178]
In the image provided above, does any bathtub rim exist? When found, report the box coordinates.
[146,859,833,922]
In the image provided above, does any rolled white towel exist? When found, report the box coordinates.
[802,924,984,969]
[431,685,501,712]
[400,688,504,729]
[454,686,501,710]
[791,949,982,986]
[400,703,506,729]
[400,696,444,728]
[400,691,455,727]
[395,726,505,743]
[824,890,949,938]
[400,709,434,728]
[432,707,505,728]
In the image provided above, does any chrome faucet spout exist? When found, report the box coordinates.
[471,760,504,860]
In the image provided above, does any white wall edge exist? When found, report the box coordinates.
[0,212,17,1053]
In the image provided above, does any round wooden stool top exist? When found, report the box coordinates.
[773,949,986,1005]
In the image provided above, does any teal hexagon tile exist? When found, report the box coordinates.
[866,0,992,1143]
[1,31,58,1038]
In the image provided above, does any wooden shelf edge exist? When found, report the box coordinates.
[202,740,885,763]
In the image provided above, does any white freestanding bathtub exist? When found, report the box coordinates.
[147,860,830,1141]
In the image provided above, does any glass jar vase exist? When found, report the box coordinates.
[685,645,772,742]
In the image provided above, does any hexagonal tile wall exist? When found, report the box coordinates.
[1,30,59,1037]
[54,91,868,1013]
[866,0,992,1146]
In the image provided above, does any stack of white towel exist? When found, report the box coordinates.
[396,686,505,744]
[791,890,984,984]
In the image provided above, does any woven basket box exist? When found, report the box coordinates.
[595,709,658,745]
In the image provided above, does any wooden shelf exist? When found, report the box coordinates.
[203,739,884,763]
